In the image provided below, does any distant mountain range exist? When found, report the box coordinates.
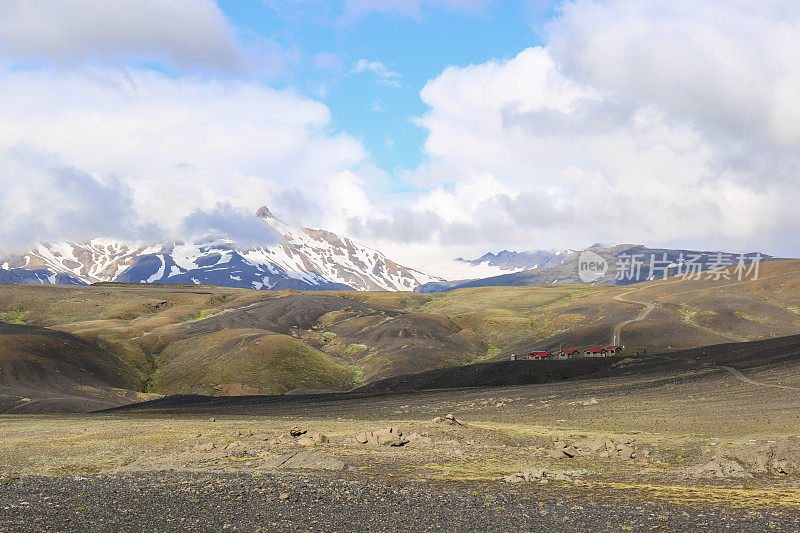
[456,247,578,271]
[0,207,440,291]
[416,244,783,292]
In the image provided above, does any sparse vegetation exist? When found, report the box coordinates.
[185,309,210,322]
[344,343,368,355]
[5,259,800,409]
[0,310,26,324]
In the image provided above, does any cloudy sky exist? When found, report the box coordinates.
[1,0,799,276]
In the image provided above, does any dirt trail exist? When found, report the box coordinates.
[612,275,800,393]
[719,365,800,392]
[612,271,788,346]
[612,286,659,343]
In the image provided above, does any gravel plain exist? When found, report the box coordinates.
[2,472,797,532]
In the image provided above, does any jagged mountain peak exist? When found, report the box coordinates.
[255,205,275,220]
[0,211,441,292]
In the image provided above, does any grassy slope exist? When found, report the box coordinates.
[2,260,800,403]
[151,330,358,395]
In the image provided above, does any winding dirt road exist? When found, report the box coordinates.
[718,365,800,392]
[612,286,659,343]
[612,271,790,347]
[611,278,800,392]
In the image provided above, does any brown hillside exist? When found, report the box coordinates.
[3,260,800,411]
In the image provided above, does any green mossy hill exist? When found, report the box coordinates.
[149,329,359,395]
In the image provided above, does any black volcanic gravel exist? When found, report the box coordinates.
[0,472,797,532]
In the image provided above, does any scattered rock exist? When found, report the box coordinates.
[310,433,328,444]
[562,446,578,458]
[690,444,798,477]
[289,427,307,437]
[261,450,346,471]
[279,493,290,499]
[431,414,466,427]
[504,469,575,484]
[406,432,433,445]
[375,427,409,446]
[224,441,248,452]
[562,436,641,460]
[353,427,409,446]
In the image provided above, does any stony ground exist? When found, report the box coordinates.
[1,472,798,532]
[4,360,800,531]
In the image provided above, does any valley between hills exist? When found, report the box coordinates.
[3,258,800,412]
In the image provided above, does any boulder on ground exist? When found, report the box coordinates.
[689,457,749,478]
[289,427,307,437]
[406,432,433,445]
[224,440,248,452]
[431,414,466,426]
[374,427,409,446]
[562,435,641,460]
[503,469,574,483]
[353,427,409,446]
[691,444,797,477]
[310,433,329,444]
[562,446,578,458]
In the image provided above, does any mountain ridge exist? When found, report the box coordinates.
[0,207,440,292]
[417,244,784,292]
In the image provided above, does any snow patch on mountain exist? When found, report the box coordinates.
[0,207,441,292]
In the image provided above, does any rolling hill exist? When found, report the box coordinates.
[3,259,800,412]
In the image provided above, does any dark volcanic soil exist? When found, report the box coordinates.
[105,333,800,414]
[1,472,795,532]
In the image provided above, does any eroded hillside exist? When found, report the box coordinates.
[2,259,800,411]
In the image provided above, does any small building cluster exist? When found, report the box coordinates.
[521,346,621,360]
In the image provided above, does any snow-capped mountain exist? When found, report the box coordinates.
[0,207,441,291]
[456,248,578,272]
[417,244,783,292]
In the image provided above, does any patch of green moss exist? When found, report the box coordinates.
[184,310,210,322]
[0,310,27,324]
[486,344,501,356]
[349,366,365,388]
[344,343,368,355]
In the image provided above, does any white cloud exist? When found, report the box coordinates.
[352,59,402,87]
[3,0,800,278]
[548,0,800,147]
[0,0,242,71]
[0,68,368,249]
[180,203,280,248]
[347,1,800,270]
